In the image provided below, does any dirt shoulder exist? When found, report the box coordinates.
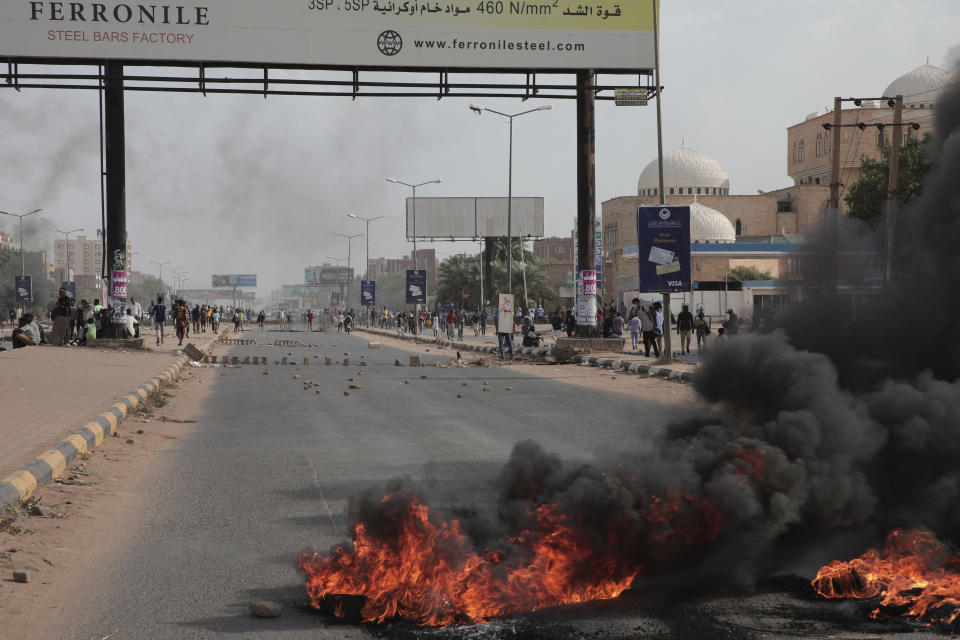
[0,345,223,638]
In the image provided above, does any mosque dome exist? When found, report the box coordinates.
[690,201,736,243]
[883,63,954,108]
[638,145,730,197]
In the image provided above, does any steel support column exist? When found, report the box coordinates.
[104,61,127,301]
[575,69,596,336]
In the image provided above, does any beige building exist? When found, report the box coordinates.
[53,235,132,282]
[599,61,954,311]
[0,232,11,251]
[787,63,950,189]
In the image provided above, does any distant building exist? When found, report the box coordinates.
[533,236,574,263]
[0,232,12,251]
[369,248,437,283]
[53,235,132,283]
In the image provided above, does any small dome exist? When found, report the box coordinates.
[883,63,954,108]
[638,145,730,195]
[690,202,736,243]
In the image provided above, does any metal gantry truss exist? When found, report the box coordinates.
[3,58,657,101]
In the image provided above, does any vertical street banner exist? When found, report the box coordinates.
[575,271,597,325]
[15,275,32,303]
[636,205,692,292]
[61,281,77,300]
[111,271,128,298]
[497,293,515,334]
[361,280,376,306]
[406,269,426,305]
[331,291,341,307]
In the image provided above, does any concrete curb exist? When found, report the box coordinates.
[0,355,189,511]
[354,327,697,384]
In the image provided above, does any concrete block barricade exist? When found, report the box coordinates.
[0,355,189,510]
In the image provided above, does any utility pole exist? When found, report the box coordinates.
[826,96,842,296]
[884,95,903,287]
[575,69,596,337]
[652,0,672,359]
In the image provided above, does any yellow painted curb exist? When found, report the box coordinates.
[66,434,89,456]
[37,449,68,480]
[3,469,39,500]
[82,421,106,446]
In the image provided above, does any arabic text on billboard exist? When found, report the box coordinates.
[636,205,691,293]
[1,1,657,71]
[405,269,426,304]
[212,274,257,287]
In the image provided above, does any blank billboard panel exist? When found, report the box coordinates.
[405,197,544,240]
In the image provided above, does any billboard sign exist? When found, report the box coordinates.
[61,281,77,300]
[0,1,657,71]
[435,300,456,313]
[212,274,257,287]
[111,270,128,298]
[405,269,426,304]
[305,266,354,285]
[636,205,691,293]
[15,275,32,303]
[405,197,545,240]
[360,280,376,306]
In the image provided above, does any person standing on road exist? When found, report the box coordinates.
[628,313,641,351]
[565,309,577,337]
[640,304,660,358]
[336,311,344,332]
[653,301,665,356]
[694,310,710,354]
[173,299,189,346]
[725,308,740,336]
[497,313,514,360]
[258,309,266,330]
[211,307,220,333]
[307,310,314,331]
[152,295,167,345]
[676,304,694,355]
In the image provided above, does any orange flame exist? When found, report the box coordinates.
[297,488,722,627]
[813,529,960,624]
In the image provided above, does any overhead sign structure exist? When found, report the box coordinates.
[212,274,257,287]
[405,197,544,240]
[636,205,691,293]
[361,280,376,306]
[15,275,32,303]
[305,267,354,285]
[406,269,426,304]
[1,1,657,71]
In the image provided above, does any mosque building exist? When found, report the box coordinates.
[596,61,954,321]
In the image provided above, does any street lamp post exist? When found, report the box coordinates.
[386,178,441,270]
[347,213,387,282]
[0,208,43,276]
[150,260,171,301]
[53,227,84,281]
[327,255,347,308]
[468,104,551,298]
[334,232,362,307]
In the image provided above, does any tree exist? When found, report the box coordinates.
[436,254,479,306]
[727,265,773,281]
[0,248,55,315]
[845,134,935,223]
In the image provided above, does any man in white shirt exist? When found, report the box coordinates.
[129,297,143,337]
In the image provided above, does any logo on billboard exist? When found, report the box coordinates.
[659,208,671,220]
[377,30,402,56]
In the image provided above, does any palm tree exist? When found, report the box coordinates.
[436,254,479,306]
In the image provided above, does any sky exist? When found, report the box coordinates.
[0,0,958,297]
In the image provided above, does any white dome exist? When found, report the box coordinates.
[883,63,954,108]
[638,145,730,196]
[690,201,736,243]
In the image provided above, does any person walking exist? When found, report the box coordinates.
[152,295,167,345]
[694,310,711,354]
[725,308,740,336]
[640,304,660,358]
[497,313,514,360]
[173,299,189,346]
[676,304,694,355]
[628,313,641,351]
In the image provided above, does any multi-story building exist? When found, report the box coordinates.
[0,232,12,251]
[369,248,437,283]
[53,235,132,283]
[533,236,574,264]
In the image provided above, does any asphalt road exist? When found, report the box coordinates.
[45,328,694,640]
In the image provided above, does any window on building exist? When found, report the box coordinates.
[792,142,796,163]
[669,187,674,195]
[687,188,693,195]
[798,140,805,162]
[604,225,618,248]
[814,177,820,184]
[735,219,742,236]
[877,130,885,149]
[777,199,792,212]
[697,187,702,194]
[555,246,564,255]
[816,134,822,157]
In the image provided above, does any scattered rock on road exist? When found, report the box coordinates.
[249,600,282,618]
[12,570,29,583]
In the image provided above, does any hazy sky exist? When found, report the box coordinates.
[1,0,958,295]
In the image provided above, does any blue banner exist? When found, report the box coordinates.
[405,269,426,304]
[61,281,77,300]
[636,205,691,293]
[15,275,32,303]
[435,300,456,313]
[360,280,376,306]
